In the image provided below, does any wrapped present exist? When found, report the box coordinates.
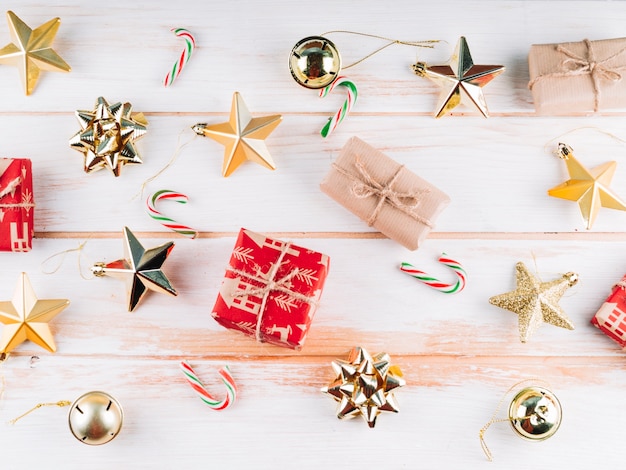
[0,158,34,252]
[212,228,329,350]
[528,37,626,114]
[320,136,450,250]
[591,276,626,349]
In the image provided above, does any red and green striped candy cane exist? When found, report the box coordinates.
[180,361,237,410]
[146,189,198,238]
[400,253,467,294]
[319,76,358,138]
[163,28,196,87]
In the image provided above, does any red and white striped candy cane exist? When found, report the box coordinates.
[319,76,358,138]
[146,189,198,238]
[180,361,237,410]
[163,28,196,87]
[400,253,467,294]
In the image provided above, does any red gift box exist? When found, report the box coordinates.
[212,228,330,350]
[591,275,626,349]
[0,158,34,252]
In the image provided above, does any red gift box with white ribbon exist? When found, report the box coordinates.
[592,275,626,349]
[0,158,34,252]
[212,228,329,350]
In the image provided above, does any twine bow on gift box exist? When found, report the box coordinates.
[332,157,433,227]
[228,241,318,342]
[529,38,626,112]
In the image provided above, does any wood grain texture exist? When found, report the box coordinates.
[1,1,626,468]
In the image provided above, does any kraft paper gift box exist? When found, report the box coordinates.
[591,275,626,349]
[528,37,626,114]
[320,136,450,250]
[0,158,34,252]
[212,228,329,350]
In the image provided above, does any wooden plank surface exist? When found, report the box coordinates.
[1,1,626,468]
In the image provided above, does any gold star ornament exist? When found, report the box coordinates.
[321,346,405,428]
[0,10,71,95]
[548,143,626,230]
[489,262,578,343]
[69,97,148,177]
[412,36,504,118]
[91,227,177,312]
[192,92,282,177]
[0,272,70,353]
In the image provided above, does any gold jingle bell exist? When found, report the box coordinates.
[289,36,341,89]
[68,391,123,445]
[508,386,562,441]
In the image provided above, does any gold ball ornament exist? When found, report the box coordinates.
[289,36,341,89]
[68,391,123,445]
[508,386,562,441]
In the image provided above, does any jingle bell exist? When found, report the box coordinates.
[68,391,123,445]
[508,386,562,441]
[289,36,341,89]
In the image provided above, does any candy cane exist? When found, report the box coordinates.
[400,253,467,294]
[146,189,198,238]
[180,361,237,410]
[319,76,357,138]
[163,28,196,87]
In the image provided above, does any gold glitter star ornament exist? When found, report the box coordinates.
[548,143,626,230]
[69,97,148,177]
[0,272,70,353]
[489,262,577,343]
[192,92,282,177]
[321,346,405,428]
[412,36,504,118]
[0,10,71,95]
[91,227,177,312]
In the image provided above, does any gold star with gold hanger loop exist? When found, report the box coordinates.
[489,262,577,343]
[91,227,177,312]
[548,143,626,230]
[0,10,71,95]
[0,272,70,353]
[412,36,504,118]
[192,92,282,177]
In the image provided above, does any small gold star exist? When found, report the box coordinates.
[412,36,504,118]
[0,272,70,353]
[192,92,282,177]
[0,11,71,95]
[489,262,577,343]
[548,143,626,230]
[92,227,177,312]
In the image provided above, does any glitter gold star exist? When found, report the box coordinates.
[548,143,626,230]
[412,36,504,118]
[192,92,282,177]
[0,10,71,95]
[0,272,70,353]
[489,262,577,343]
[321,346,405,428]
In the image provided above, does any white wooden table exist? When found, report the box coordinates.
[1,1,625,467]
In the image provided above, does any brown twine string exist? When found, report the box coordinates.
[320,31,439,69]
[40,239,94,280]
[543,126,626,159]
[228,242,318,341]
[8,400,71,425]
[529,39,626,112]
[479,378,552,461]
[332,157,432,227]
[132,128,197,201]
